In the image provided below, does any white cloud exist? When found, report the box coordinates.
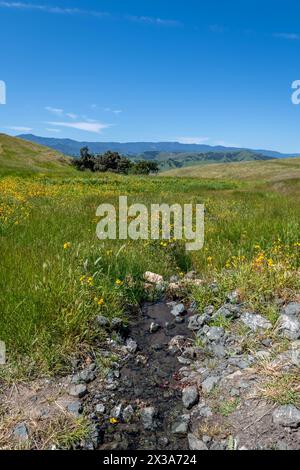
[177,136,210,144]
[113,109,123,115]
[45,106,64,116]
[45,128,61,133]
[126,15,182,27]
[47,121,111,133]
[65,113,78,119]
[6,126,33,132]
[273,32,300,40]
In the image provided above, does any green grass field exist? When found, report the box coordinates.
[1,135,300,380]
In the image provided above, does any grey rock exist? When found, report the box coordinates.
[171,414,190,435]
[95,403,106,414]
[185,271,197,279]
[206,326,224,342]
[278,314,300,340]
[170,275,179,283]
[126,338,138,353]
[122,405,134,423]
[68,384,87,398]
[96,315,110,328]
[201,376,220,393]
[204,305,215,316]
[150,322,160,333]
[273,405,300,428]
[175,316,185,324]
[67,401,82,417]
[192,402,213,418]
[283,302,300,317]
[182,386,199,409]
[79,368,96,383]
[188,314,208,331]
[141,407,156,430]
[227,290,240,304]
[208,343,227,358]
[241,312,272,332]
[228,357,251,369]
[188,434,208,450]
[158,437,169,447]
[171,303,186,317]
[111,404,122,419]
[13,423,29,441]
[111,318,123,330]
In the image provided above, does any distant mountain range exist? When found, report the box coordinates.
[18,134,300,160]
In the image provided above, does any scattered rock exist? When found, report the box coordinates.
[188,314,208,331]
[150,322,160,333]
[67,401,82,417]
[79,368,96,383]
[283,302,300,317]
[141,407,156,430]
[241,312,272,332]
[122,405,134,423]
[95,403,106,414]
[144,272,163,284]
[69,384,87,398]
[126,338,138,353]
[171,303,186,317]
[278,314,300,340]
[111,318,123,330]
[182,385,199,409]
[201,376,220,394]
[191,401,213,419]
[227,290,240,304]
[13,423,29,441]
[158,437,169,447]
[272,405,300,428]
[206,326,224,342]
[111,404,122,420]
[96,315,110,328]
[188,434,208,450]
[171,414,190,435]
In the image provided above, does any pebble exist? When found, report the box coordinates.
[188,434,208,450]
[272,405,300,428]
[141,407,156,431]
[13,423,29,441]
[182,385,199,409]
[69,384,87,398]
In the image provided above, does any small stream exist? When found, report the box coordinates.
[100,301,194,450]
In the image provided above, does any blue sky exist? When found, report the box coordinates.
[0,0,300,152]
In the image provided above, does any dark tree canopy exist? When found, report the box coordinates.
[73,148,159,175]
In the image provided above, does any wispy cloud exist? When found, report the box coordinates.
[47,121,112,134]
[177,136,210,145]
[65,112,78,119]
[0,2,109,18]
[45,106,64,116]
[272,32,300,40]
[6,125,33,132]
[126,15,182,27]
[45,127,61,133]
[0,2,180,27]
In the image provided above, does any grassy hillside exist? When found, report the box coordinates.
[163,156,300,182]
[0,133,72,175]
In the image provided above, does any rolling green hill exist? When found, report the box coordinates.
[0,133,72,175]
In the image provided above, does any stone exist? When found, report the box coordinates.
[79,368,96,383]
[111,318,123,330]
[126,338,138,353]
[182,386,199,409]
[150,322,160,333]
[67,401,82,417]
[175,316,185,324]
[170,275,179,283]
[283,302,300,317]
[204,305,215,316]
[69,384,87,398]
[96,315,110,328]
[171,303,186,317]
[188,434,208,450]
[144,272,163,284]
[141,407,156,430]
[241,312,272,332]
[227,290,240,304]
[201,376,220,394]
[188,314,208,331]
[272,405,300,428]
[278,314,300,340]
[168,335,186,354]
[111,404,122,419]
[208,343,227,358]
[158,437,169,447]
[206,326,224,342]
[171,414,190,435]
[191,402,213,418]
[95,403,106,414]
[13,423,29,441]
[122,405,134,423]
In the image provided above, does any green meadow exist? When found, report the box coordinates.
[0,137,300,379]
